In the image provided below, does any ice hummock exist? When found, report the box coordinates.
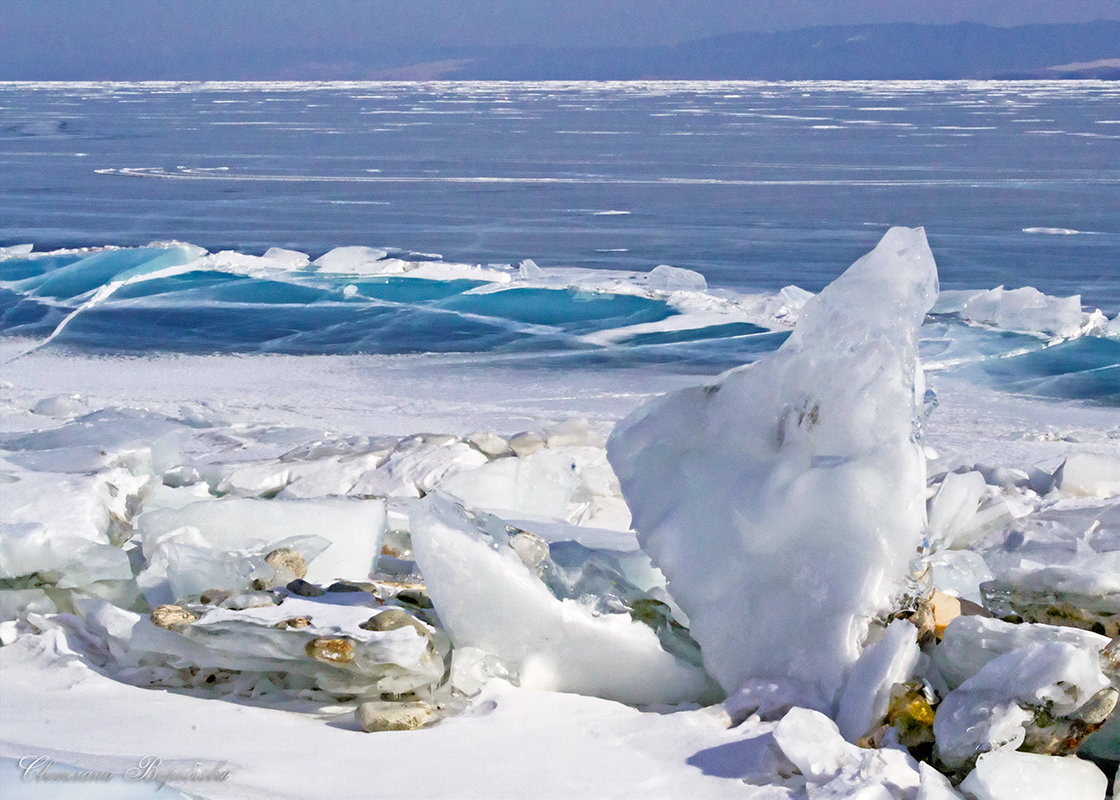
[608,226,938,709]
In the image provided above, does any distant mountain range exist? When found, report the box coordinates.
[406,21,1120,81]
[3,21,1119,80]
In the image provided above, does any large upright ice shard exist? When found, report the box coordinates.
[608,227,938,709]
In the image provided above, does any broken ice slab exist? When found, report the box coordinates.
[926,550,994,605]
[449,645,517,696]
[8,244,206,301]
[137,496,386,589]
[349,438,487,498]
[973,500,1120,580]
[647,264,707,292]
[607,227,938,708]
[1059,453,1120,498]
[835,619,921,743]
[0,465,145,588]
[0,407,190,475]
[933,640,1112,770]
[128,594,444,697]
[980,566,1120,637]
[926,469,1012,550]
[409,494,712,705]
[312,246,389,273]
[439,438,632,531]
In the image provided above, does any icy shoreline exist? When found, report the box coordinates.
[2,231,1118,799]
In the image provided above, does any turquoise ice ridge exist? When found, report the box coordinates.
[0,243,793,371]
[3,240,1115,401]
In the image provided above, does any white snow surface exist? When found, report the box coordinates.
[608,227,938,707]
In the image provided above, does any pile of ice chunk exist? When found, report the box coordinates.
[608,226,938,709]
[934,285,1092,339]
[4,228,1118,796]
[0,394,708,715]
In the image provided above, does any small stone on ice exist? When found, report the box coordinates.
[327,581,367,593]
[931,590,962,639]
[199,588,234,606]
[286,578,325,597]
[306,637,356,664]
[264,547,308,580]
[355,700,433,732]
[959,751,1108,800]
[150,604,198,629]
[359,608,429,637]
[275,616,311,629]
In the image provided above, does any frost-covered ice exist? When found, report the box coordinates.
[608,226,937,708]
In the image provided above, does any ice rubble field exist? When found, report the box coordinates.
[1,228,1119,799]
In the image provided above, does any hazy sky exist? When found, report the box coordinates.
[3,0,1119,78]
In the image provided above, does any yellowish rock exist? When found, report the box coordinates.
[306,637,356,664]
[930,590,962,640]
[264,547,308,580]
[150,604,198,629]
[355,700,433,732]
